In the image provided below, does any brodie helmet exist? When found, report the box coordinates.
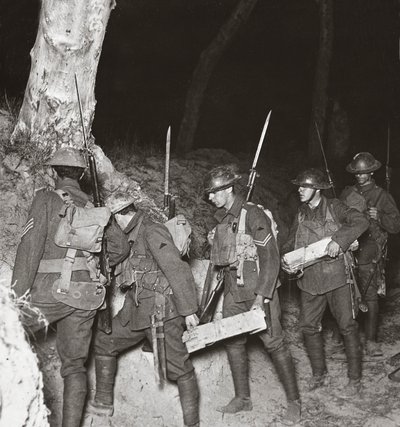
[47,147,87,168]
[346,152,381,174]
[105,192,136,214]
[291,168,331,190]
[203,166,241,194]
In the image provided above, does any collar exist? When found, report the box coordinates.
[301,195,327,218]
[214,194,244,222]
[124,209,145,236]
[55,177,81,191]
[355,179,376,194]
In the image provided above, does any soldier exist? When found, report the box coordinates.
[282,168,369,397]
[87,193,200,427]
[203,166,301,425]
[341,152,400,357]
[11,147,129,427]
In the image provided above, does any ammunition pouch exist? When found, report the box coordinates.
[52,279,105,310]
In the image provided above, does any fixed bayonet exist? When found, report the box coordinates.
[163,126,176,219]
[246,110,272,202]
[314,121,336,197]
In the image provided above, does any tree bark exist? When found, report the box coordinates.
[11,0,115,150]
[9,0,164,221]
[176,0,258,153]
[308,0,334,162]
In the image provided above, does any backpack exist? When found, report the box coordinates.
[164,214,192,257]
[50,190,111,310]
[54,189,111,253]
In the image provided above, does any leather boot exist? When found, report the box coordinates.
[270,346,301,425]
[303,333,327,391]
[62,372,87,427]
[87,355,117,416]
[343,331,362,382]
[217,344,252,413]
[177,371,200,427]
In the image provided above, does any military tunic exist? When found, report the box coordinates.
[213,195,286,352]
[11,177,129,377]
[340,180,400,302]
[284,195,369,336]
[94,210,198,381]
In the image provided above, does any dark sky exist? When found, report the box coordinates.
[1,0,399,165]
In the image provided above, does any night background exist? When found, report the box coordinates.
[1,0,399,182]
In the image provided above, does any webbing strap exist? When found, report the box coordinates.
[57,248,77,293]
[37,256,89,273]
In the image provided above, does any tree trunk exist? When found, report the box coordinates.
[11,0,115,151]
[176,0,259,153]
[9,0,164,221]
[307,0,334,162]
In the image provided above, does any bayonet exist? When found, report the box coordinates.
[246,110,272,202]
[163,126,176,219]
[314,121,336,197]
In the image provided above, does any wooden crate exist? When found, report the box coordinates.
[182,308,266,353]
[282,237,332,272]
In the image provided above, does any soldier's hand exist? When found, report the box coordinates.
[185,313,199,329]
[326,240,340,258]
[367,207,379,221]
[250,294,265,311]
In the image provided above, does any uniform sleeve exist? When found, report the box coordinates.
[330,199,369,251]
[378,192,400,234]
[281,215,300,255]
[247,206,280,299]
[144,223,198,317]
[105,216,130,267]
[11,192,48,297]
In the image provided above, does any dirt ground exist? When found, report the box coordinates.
[1,137,400,426]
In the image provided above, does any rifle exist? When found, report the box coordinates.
[75,74,112,334]
[245,111,273,336]
[314,121,336,198]
[198,268,225,324]
[246,110,272,202]
[163,126,176,219]
[343,252,360,320]
[386,124,391,193]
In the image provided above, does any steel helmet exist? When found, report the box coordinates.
[105,192,135,214]
[203,166,241,194]
[47,147,87,168]
[291,168,331,190]
[346,152,381,174]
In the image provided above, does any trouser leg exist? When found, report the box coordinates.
[62,372,87,427]
[300,291,327,378]
[177,371,200,427]
[328,285,362,381]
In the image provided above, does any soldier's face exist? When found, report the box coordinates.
[208,188,230,208]
[298,186,317,203]
[355,172,373,186]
